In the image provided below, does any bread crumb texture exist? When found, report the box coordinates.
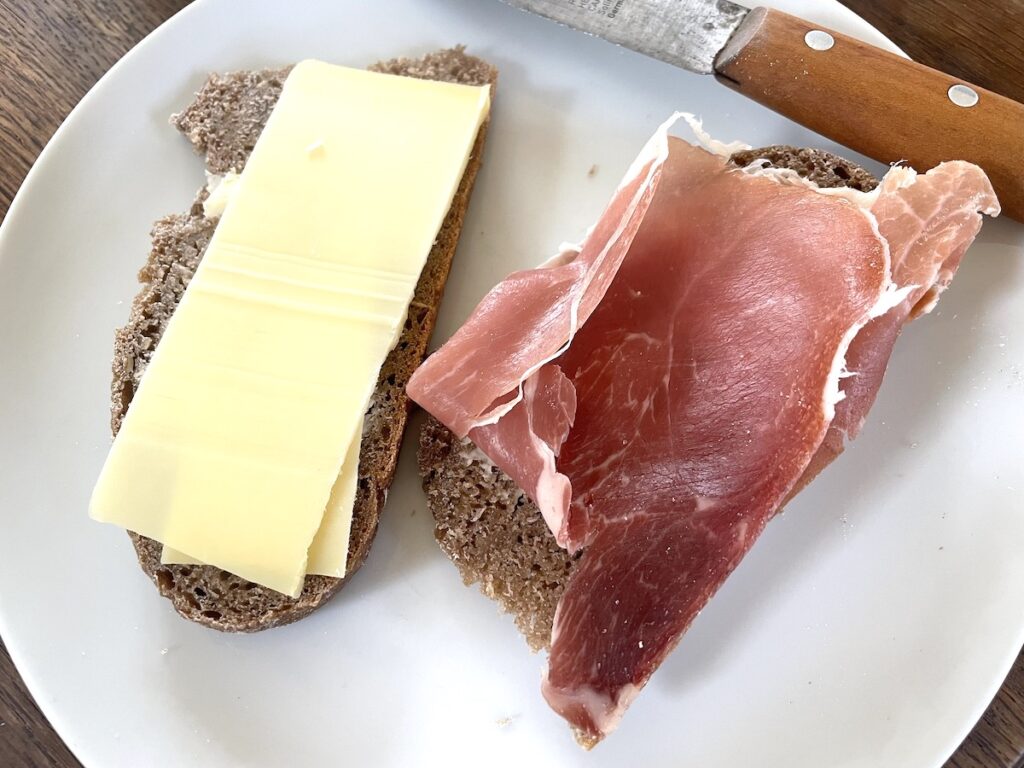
[419,417,579,651]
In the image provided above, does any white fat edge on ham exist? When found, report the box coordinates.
[824,280,916,419]
[466,113,680,431]
[803,193,913,421]
[542,681,643,743]
[679,113,752,157]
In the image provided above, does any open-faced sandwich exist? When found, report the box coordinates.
[89,47,496,631]
[409,115,999,746]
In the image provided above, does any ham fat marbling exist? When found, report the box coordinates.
[407,117,999,744]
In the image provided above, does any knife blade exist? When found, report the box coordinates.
[500,0,750,74]
[500,0,1024,221]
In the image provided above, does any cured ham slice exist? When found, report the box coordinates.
[470,364,577,535]
[538,139,893,742]
[791,162,1000,496]
[408,119,998,745]
[406,123,671,438]
[553,143,887,551]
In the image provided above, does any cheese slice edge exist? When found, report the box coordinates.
[163,415,363,578]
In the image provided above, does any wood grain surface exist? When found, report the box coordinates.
[0,1,1022,767]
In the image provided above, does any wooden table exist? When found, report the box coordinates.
[0,1,1022,766]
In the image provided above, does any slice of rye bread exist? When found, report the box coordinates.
[111,47,497,632]
[418,146,879,653]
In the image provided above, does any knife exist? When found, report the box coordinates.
[501,0,1024,221]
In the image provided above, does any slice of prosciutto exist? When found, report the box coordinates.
[407,118,998,745]
[407,123,671,440]
[791,162,1000,496]
[535,139,892,740]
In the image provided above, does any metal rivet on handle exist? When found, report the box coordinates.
[948,84,979,108]
[804,30,835,51]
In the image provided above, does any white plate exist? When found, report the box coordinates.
[1,1,1022,766]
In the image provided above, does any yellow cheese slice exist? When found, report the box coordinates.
[304,418,362,578]
[162,415,363,578]
[91,60,491,596]
[166,167,365,578]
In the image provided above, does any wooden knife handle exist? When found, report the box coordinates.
[714,8,1024,221]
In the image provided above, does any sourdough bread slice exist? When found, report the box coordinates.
[418,146,878,651]
[112,47,497,632]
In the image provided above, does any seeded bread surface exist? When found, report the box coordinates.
[111,47,496,632]
[418,146,877,650]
